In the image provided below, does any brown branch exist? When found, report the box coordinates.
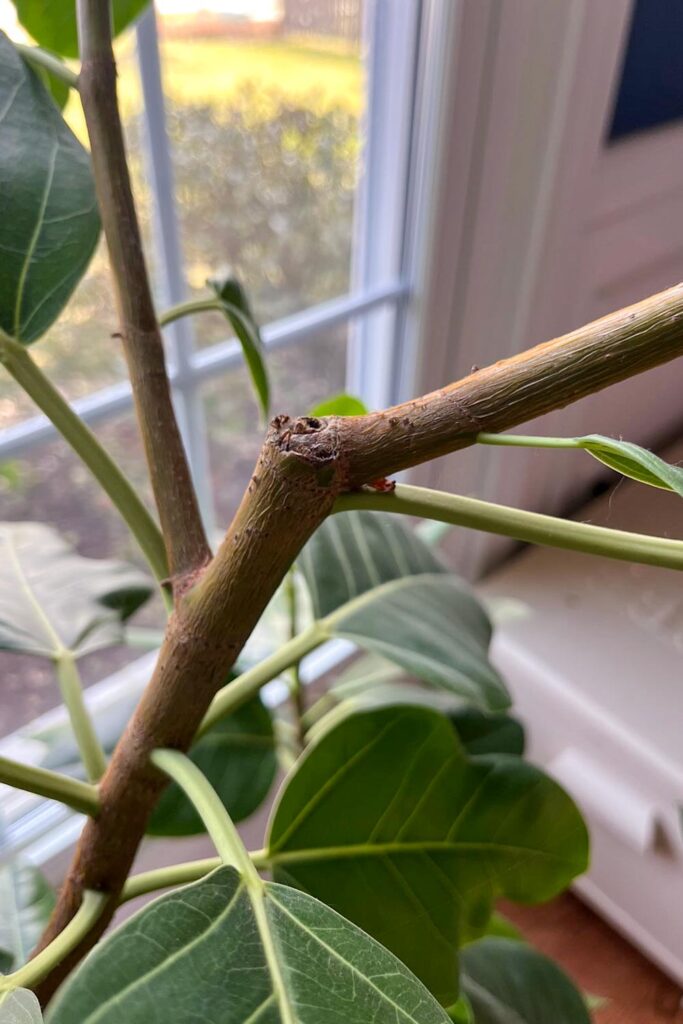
[339,283,683,486]
[34,415,344,1001]
[77,0,210,582]
[34,278,683,1001]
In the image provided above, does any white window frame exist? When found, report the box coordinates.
[0,0,447,864]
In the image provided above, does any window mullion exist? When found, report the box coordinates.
[347,0,421,410]
[135,6,215,537]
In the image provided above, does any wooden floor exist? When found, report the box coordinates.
[504,895,683,1023]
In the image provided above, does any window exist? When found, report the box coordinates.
[0,0,435,859]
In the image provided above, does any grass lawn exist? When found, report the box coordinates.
[156,37,363,115]
[65,33,363,139]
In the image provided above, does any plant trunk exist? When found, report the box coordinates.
[34,416,344,1001]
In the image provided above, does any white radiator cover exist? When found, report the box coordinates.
[477,441,683,984]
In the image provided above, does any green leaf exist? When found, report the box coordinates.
[309,393,368,417]
[0,858,55,971]
[11,1,148,59]
[0,950,14,975]
[148,696,277,836]
[307,654,521,750]
[266,706,588,1006]
[299,512,509,711]
[0,522,151,659]
[207,271,269,419]
[0,34,100,343]
[460,938,591,1023]
[449,707,525,757]
[576,434,683,496]
[0,988,43,1022]
[299,510,446,619]
[48,866,451,1024]
[325,575,509,711]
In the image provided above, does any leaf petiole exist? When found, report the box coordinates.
[150,750,258,885]
[55,653,107,782]
[14,43,79,89]
[197,623,327,739]
[335,483,683,572]
[0,890,106,994]
[0,754,99,816]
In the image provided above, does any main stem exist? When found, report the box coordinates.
[76,0,209,585]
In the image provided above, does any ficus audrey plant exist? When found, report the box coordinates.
[1,3,683,1021]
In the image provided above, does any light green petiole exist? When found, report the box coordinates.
[55,653,107,782]
[334,483,683,573]
[0,890,106,994]
[0,754,99,816]
[14,43,79,89]
[476,432,580,449]
[151,749,258,884]
[197,623,327,739]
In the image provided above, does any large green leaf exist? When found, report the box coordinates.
[0,858,54,972]
[299,510,445,618]
[300,513,509,711]
[0,34,100,343]
[148,696,277,836]
[0,988,43,1022]
[0,522,151,659]
[324,575,509,711]
[266,706,588,1006]
[460,938,591,1023]
[207,272,269,419]
[11,2,148,59]
[576,434,683,496]
[48,866,451,1024]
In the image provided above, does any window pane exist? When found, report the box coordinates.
[0,414,165,736]
[155,6,365,346]
[204,322,349,526]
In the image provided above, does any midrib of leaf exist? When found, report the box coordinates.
[268,839,578,867]
[14,137,59,340]
[252,884,298,1024]
[84,880,247,1023]
[267,890,428,1024]
[348,514,382,587]
[0,78,21,124]
[321,573,456,631]
[326,516,359,600]
[3,532,64,656]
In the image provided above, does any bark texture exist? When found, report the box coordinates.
[35,415,344,1000]
[78,4,209,581]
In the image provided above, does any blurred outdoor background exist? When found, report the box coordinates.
[0,0,365,727]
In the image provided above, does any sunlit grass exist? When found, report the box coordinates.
[64,32,362,140]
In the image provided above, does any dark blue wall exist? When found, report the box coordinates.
[609,0,683,141]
